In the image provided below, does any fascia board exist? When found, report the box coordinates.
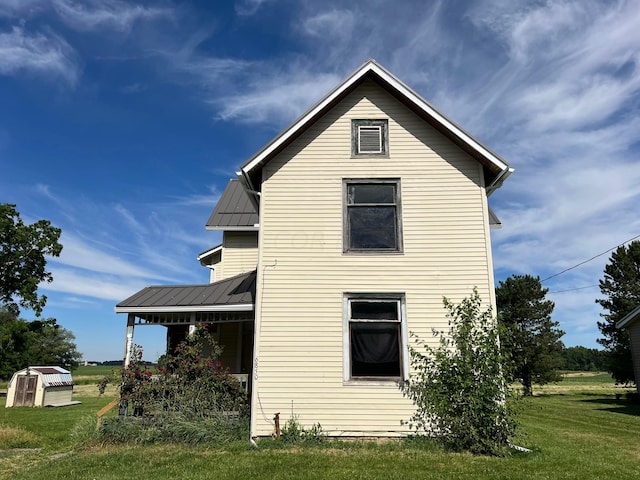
[205,226,259,232]
[617,305,640,329]
[114,304,254,314]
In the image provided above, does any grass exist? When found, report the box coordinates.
[0,374,638,479]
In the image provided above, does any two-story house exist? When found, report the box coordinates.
[116,59,513,438]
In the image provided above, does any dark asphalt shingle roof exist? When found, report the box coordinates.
[116,270,256,311]
[206,179,258,229]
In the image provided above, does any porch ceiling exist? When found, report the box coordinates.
[115,270,256,314]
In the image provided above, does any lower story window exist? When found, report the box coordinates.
[344,294,408,381]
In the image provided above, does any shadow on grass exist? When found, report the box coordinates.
[580,396,640,417]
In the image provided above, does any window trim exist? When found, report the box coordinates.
[351,119,389,157]
[343,293,409,383]
[343,178,403,254]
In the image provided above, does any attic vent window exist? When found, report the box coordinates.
[358,126,382,153]
[352,120,388,156]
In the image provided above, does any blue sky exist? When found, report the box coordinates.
[1,0,639,361]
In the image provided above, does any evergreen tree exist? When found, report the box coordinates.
[595,241,640,384]
[496,274,564,396]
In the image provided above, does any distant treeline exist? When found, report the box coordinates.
[561,346,607,371]
[85,360,156,366]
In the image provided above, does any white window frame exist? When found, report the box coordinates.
[343,293,409,383]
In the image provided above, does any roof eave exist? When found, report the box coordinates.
[240,59,511,190]
[205,225,259,232]
[115,304,254,314]
[617,305,640,329]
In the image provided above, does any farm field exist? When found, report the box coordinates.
[0,373,638,480]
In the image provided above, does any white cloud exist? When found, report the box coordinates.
[0,26,79,85]
[235,0,269,16]
[52,0,173,32]
[215,70,341,124]
[42,267,150,301]
[52,232,170,280]
[301,9,355,39]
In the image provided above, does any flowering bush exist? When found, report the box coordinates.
[118,328,247,417]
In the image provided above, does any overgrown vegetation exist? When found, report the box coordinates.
[96,326,248,445]
[279,415,325,445]
[401,289,517,456]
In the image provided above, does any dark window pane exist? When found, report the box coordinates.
[348,184,395,204]
[349,207,396,249]
[350,322,401,377]
[351,301,398,320]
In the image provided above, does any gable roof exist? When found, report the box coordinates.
[206,179,259,231]
[239,59,513,196]
[618,305,640,329]
[115,270,256,313]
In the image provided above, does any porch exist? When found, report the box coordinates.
[114,271,256,387]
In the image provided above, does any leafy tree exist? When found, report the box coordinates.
[401,289,516,456]
[595,241,640,384]
[561,346,607,372]
[496,274,564,396]
[0,203,62,316]
[0,308,81,380]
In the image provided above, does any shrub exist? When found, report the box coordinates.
[98,326,249,445]
[401,289,517,456]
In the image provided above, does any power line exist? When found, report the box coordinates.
[548,284,598,294]
[540,233,640,283]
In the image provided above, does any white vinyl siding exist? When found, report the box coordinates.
[217,231,258,280]
[251,79,495,437]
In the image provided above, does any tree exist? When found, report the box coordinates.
[595,241,640,384]
[496,274,564,396]
[561,346,606,372]
[0,308,81,380]
[0,203,62,316]
[401,290,516,456]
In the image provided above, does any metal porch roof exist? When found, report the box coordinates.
[115,270,256,314]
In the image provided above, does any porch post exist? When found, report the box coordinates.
[123,314,135,368]
[188,312,197,335]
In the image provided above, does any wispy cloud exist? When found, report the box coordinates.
[51,0,174,33]
[235,0,269,16]
[214,69,341,124]
[0,26,79,85]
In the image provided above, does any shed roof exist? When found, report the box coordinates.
[12,366,73,387]
[206,179,259,230]
[115,270,256,314]
[240,59,513,197]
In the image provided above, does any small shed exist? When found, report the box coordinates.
[5,366,74,408]
[618,305,640,394]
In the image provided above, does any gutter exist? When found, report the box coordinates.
[486,167,514,197]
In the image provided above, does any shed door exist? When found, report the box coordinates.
[14,375,38,407]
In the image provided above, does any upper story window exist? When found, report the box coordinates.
[352,120,388,156]
[343,179,403,253]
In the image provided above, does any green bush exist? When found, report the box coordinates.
[95,326,249,445]
[401,289,517,456]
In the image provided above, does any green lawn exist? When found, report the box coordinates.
[1,375,638,479]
